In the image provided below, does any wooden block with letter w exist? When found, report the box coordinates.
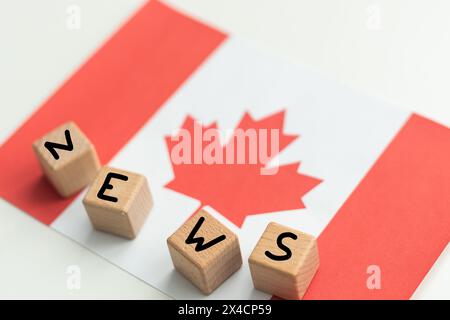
[167,209,243,294]
[32,121,100,197]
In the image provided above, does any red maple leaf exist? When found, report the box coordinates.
[165,110,322,227]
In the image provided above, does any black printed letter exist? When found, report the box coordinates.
[265,232,298,261]
[97,172,128,203]
[44,129,73,160]
[185,217,226,252]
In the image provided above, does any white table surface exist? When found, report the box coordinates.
[0,0,448,299]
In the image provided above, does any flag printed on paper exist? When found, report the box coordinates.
[0,1,449,299]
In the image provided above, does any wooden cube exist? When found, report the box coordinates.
[33,121,100,197]
[82,166,153,239]
[248,222,319,299]
[167,209,242,295]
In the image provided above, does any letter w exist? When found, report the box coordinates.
[186,217,226,252]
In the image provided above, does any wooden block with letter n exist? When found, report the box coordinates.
[32,121,100,197]
[82,166,153,239]
[167,209,243,295]
[248,222,319,299]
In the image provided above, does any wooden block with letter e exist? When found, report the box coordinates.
[167,209,243,295]
[32,121,100,197]
[248,222,319,299]
[82,166,153,239]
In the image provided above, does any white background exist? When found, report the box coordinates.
[0,0,449,299]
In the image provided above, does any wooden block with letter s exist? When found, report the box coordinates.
[82,166,153,239]
[32,121,100,197]
[167,209,243,295]
[248,222,319,299]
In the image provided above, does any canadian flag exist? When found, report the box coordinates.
[0,1,449,299]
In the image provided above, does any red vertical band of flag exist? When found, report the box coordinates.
[303,114,450,299]
[0,1,226,224]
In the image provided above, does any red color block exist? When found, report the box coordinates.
[303,114,450,299]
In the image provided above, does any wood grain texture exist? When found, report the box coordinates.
[32,121,100,197]
[82,166,153,239]
[249,222,319,299]
[167,209,242,295]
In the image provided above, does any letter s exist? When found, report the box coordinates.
[265,232,298,261]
